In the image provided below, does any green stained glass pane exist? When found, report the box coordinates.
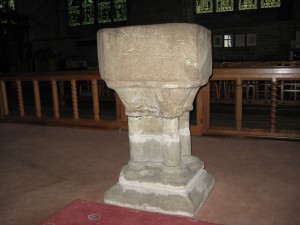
[8,0,14,11]
[239,0,257,10]
[261,0,280,8]
[113,0,126,22]
[196,0,213,14]
[98,1,111,23]
[216,0,234,12]
[0,0,15,12]
[68,0,81,26]
[82,0,94,25]
[0,0,4,11]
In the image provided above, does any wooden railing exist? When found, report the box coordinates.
[0,70,127,130]
[1,66,300,139]
[195,67,300,139]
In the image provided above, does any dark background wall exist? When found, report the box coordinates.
[1,0,300,72]
[197,0,300,61]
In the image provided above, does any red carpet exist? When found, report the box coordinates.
[39,199,223,225]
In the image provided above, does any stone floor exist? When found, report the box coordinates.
[0,122,300,225]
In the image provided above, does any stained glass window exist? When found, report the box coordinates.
[261,0,280,8]
[0,1,4,11]
[68,0,126,26]
[68,0,81,26]
[8,0,14,10]
[216,0,234,12]
[239,0,257,10]
[113,0,126,22]
[195,0,281,15]
[0,0,15,12]
[196,0,213,14]
[82,0,94,25]
[98,1,111,23]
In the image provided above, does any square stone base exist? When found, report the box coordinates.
[104,168,215,217]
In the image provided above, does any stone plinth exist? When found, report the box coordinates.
[97,23,214,217]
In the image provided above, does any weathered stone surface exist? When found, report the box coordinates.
[98,23,212,82]
[97,23,214,217]
[104,168,215,217]
[97,23,212,117]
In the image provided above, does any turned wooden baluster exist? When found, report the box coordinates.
[51,80,60,118]
[0,81,9,116]
[71,80,79,120]
[33,80,42,118]
[270,78,277,133]
[92,79,100,121]
[235,78,243,131]
[16,80,25,117]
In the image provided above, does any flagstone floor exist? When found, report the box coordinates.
[0,122,299,225]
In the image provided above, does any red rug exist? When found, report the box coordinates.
[38,199,223,225]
